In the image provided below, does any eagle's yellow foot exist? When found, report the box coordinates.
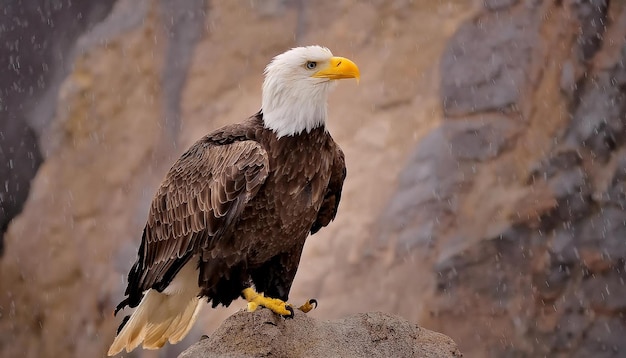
[298,298,318,313]
[242,288,294,318]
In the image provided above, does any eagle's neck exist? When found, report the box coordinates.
[261,80,335,138]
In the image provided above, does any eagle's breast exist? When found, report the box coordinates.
[232,124,334,263]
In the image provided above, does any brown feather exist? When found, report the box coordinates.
[133,138,269,293]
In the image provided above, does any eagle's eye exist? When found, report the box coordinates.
[305,61,317,70]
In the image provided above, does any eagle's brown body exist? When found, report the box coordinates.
[109,45,358,356]
[120,112,345,315]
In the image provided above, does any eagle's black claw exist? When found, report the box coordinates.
[298,298,317,313]
[113,297,130,316]
[285,305,295,319]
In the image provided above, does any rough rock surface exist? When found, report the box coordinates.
[178,309,462,358]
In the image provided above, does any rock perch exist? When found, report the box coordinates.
[178,309,462,358]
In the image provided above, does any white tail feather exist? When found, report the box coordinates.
[169,298,203,343]
[108,260,201,356]
[144,295,201,349]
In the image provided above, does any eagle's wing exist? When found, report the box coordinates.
[126,139,269,302]
[310,146,346,234]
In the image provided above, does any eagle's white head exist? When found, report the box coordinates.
[261,46,360,138]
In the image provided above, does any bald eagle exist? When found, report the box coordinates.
[108,46,359,355]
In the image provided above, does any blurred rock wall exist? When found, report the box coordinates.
[372,0,626,357]
[0,0,116,255]
[0,0,205,356]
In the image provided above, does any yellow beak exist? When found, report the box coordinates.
[312,56,360,81]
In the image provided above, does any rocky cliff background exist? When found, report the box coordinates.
[1,0,625,357]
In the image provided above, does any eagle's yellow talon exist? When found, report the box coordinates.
[247,301,259,312]
[298,298,317,313]
[242,287,294,317]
